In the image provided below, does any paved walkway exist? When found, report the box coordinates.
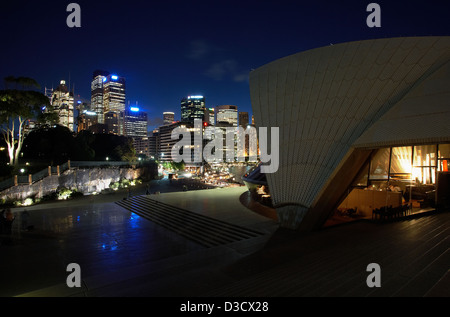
[0,181,449,297]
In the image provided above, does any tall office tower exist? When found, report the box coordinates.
[158,121,193,162]
[216,105,238,126]
[104,111,120,135]
[91,70,109,124]
[239,111,249,127]
[133,137,150,158]
[181,95,205,123]
[149,129,159,159]
[44,87,53,103]
[163,112,175,125]
[103,74,126,134]
[123,106,148,138]
[51,80,74,132]
[205,107,215,125]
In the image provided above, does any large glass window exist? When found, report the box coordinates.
[438,144,450,172]
[369,148,390,181]
[329,143,447,228]
[390,146,413,181]
[413,145,437,184]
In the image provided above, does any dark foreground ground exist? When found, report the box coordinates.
[0,178,448,307]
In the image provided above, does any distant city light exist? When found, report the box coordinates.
[83,110,97,116]
[188,95,203,99]
[111,75,118,80]
[130,107,139,112]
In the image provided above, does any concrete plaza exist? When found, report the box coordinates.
[0,180,449,297]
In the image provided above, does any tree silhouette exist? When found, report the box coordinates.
[0,76,58,165]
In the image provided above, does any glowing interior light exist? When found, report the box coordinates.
[188,95,203,99]
[130,107,139,112]
[111,75,118,80]
[102,77,106,82]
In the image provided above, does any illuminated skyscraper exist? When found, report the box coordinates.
[216,105,238,126]
[91,70,109,124]
[205,107,215,125]
[158,121,192,162]
[123,106,148,138]
[181,95,205,123]
[90,71,126,134]
[103,74,126,115]
[163,112,175,125]
[51,80,74,132]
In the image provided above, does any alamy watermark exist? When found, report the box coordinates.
[66,263,81,288]
[66,3,81,28]
[366,263,381,288]
[66,3,381,29]
[171,119,279,173]
[366,3,381,28]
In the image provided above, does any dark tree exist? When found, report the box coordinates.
[0,76,57,165]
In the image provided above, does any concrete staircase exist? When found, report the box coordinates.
[115,195,266,248]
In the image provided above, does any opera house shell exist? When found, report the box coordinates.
[247,36,450,232]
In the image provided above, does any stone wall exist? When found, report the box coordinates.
[0,166,143,202]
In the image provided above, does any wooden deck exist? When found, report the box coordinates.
[3,189,449,297]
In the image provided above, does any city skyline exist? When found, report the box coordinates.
[1,0,449,130]
[1,1,450,301]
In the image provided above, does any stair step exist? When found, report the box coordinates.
[115,195,266,248]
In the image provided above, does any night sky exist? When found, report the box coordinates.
[1,0,449,129]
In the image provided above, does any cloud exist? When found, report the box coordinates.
[233,73,249,83]
[204,59,237,80]
[204,59,249,82]
[187,39,210,60]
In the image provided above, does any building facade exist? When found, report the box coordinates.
[123,106,148,138]
[133,137,150,159]
[104,111,120,135]
[216,105,238,126]
[206,108,215,126]
[77,110,98,133]
[51,80,74,132]
[181,95,205,123]
[247,36,450,232]
[239,111,249,127]
[90,70,126,134]
[163,112,175,125]
[103,74,126,134]
[91,70,109,124]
